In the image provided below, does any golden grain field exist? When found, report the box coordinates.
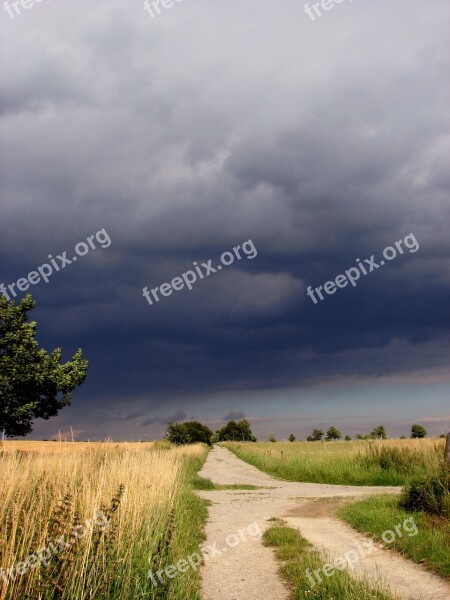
[0,441,207,600]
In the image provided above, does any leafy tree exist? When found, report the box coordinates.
[165,421,212,445]
[356,433,370,440]
[215,419,256,442]
[165,422,187,445]
[411,424,427,439]
[0,295,88,437]
[308,429,324,441]
[370,425,387,439]
[183,421,213,444]
[344,435,352,441]
[236,419,257,442]
[326,426,342,441]
[288,433,296,442]
[268,434,277,443]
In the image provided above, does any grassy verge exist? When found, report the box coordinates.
[263,520,393,599]
[337,495,450,579]
[192,475,266,491]
[224,440,444,486]
[157,445,210,600]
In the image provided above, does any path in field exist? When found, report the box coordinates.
[197,445,450,600]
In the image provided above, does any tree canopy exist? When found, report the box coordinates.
[0,295,88,437]
[411,424,427,438]
[165,421,213,445]
[370,425,387,439]
[214,419,256,442]
[307,428,324,441]
[326,426,342,441]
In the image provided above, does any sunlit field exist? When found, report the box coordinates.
[224,439,445,486]
[0,441,208,600]
[0,440,156,453]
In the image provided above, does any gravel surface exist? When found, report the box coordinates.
[197,445,450,600]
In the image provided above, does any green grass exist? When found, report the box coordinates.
[159,449,210,599]
[212,483,265,490]
[192,475,267,491]
[263,520,393,599]
[191,473,217,490]
[224,439,444,486]
[400,465,450,517]
[337,495,450,579]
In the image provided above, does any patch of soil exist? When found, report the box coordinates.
[286,496,357,518]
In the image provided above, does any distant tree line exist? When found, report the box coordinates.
[301,424,428,441]
[285,424,430,442]
[164,420,431,446]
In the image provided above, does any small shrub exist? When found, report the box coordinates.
[400,465,450,516]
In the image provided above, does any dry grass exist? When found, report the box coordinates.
[0,441,207,599]
[0,440,156,453]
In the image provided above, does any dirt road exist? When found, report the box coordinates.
[197,445,450,600]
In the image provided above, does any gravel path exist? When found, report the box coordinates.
[285,516,450,600]
[197,445,450,600]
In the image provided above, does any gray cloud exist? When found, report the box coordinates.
[1,0,449,438]
[141,411,187,427]
[223,412,246,421]
[110,412,147,422]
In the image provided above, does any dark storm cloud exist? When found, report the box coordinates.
[1,0,449,437]
[110,412,147,422]
[223,412,246,421]
[141,411,187,427]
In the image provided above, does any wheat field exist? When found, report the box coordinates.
[0,440,157,453]
[0,441,207,600]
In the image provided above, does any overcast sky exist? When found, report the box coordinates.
[1,0,449,441]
